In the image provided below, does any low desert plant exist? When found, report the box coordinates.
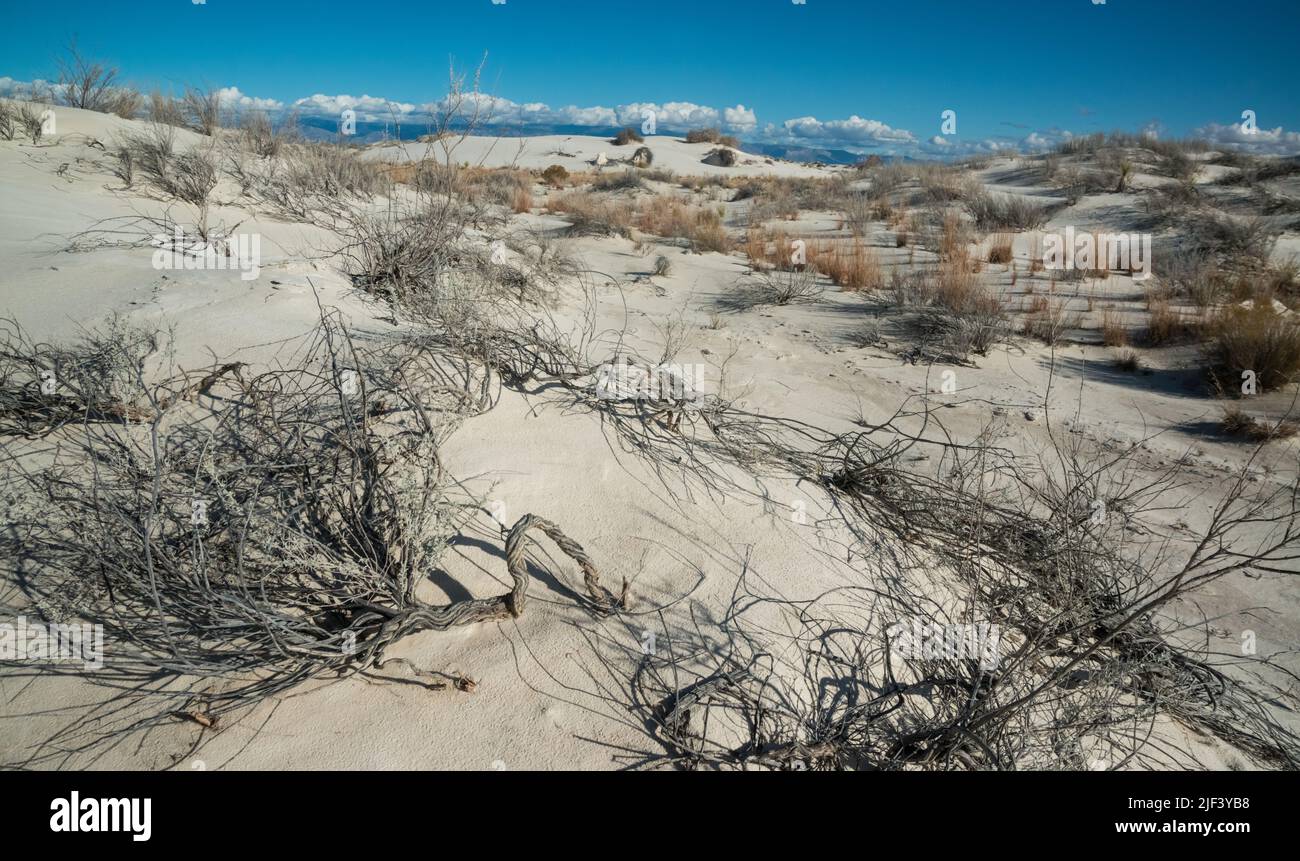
[111,145,134,187]
[1184,212,1279,270]
[511,185,533,213]
[812,240,882,291]
[148,89,186,126]
[57,41,119,112]
[1114,158,1135,192]
[0,101,16,141]
[630,146,654,168]
[1114,349,1141,372]
[1205,303,1300,393]
[184,86,222,136]
[541,164,569,188]
[547,191,635,237]
[987,234,1013,265]
[1101,306,1128,346]
[637,197,731,253]
[968,192,1050,230]
[108,88,143,119]
[1221,405,1299,441]
[240,109,292,157]
[17,103,46,144]
[1145,299,1196,346]
[726,267,821,309]
[685,127,740,148]
[1022,296,1081,344]
[920,164,979,203]
[592,169,644,192]
[705,147,737,168]
[613,126,644,146]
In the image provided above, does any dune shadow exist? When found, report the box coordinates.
[1038,354,1209,399]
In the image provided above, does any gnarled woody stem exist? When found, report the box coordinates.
[375,514,628,647]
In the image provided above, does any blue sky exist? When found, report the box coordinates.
[3,0,1298,156]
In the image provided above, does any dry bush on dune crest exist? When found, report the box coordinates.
[0,101,17,142]
[183,86,222,136]
[114,124,220,230]
[56,40,119,112]
[612,126,643,146]
[148,89,186,126]
[685,127,741,149]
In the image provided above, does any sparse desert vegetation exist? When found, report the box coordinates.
[2,28,1299,790]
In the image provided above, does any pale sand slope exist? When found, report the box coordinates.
[365,132,836,178]
[0,107,1294,769]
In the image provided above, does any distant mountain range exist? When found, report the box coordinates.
[294,116,892,165]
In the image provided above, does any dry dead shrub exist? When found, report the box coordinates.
[0,313,624,754]
[744,226,798,270]
[938,211,972,263]
[724,267,821,310]
[685,127,740,148]
[183,86,222,136]
[108,88,143,120]
[56,40,119,112]
[148,89,185,126]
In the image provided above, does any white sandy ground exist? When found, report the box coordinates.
[365,132,833,178]
[0,108,1296,769]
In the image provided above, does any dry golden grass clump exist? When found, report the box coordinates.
[1101,306,1129,346]
[744,226,798,270]
[1221,405,1299,442]
[987,233,1013,264]
[546,191,635,237]
[1022,295,1081,345]
[1205,303,1300,393]
[811,239,882,291]
[540,164,569,188]
[613,126,644,146]
[685,127,741,148]
[1145,299,1199,346]
[636,196,731,253]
